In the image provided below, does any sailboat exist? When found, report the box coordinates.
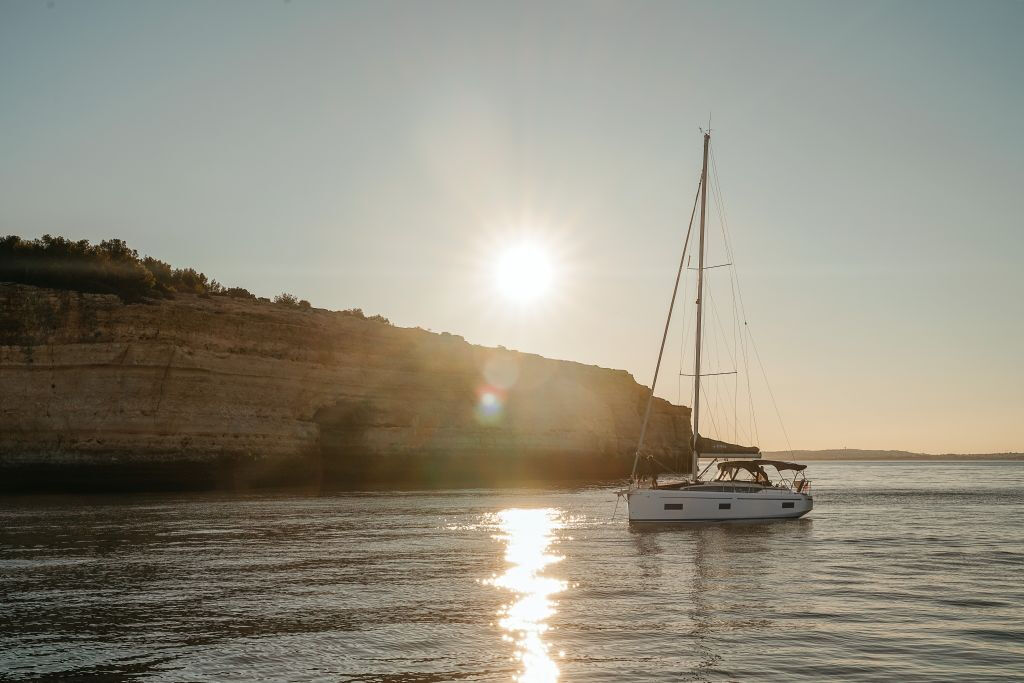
[624,130,813,522]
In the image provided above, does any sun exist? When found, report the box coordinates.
[494,242,554,303]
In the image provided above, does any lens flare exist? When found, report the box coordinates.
[475,385,505,424]
[483,354,520,390]
[485,508,567,682]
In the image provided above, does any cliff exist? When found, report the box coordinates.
[0,283,692,491]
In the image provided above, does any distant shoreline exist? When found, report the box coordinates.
[763,450,1024,461]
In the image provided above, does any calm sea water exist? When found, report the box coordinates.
[1,461,1022,682]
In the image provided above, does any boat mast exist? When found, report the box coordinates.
[691,131,710,481]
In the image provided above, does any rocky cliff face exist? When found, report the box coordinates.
[0,283,692,490]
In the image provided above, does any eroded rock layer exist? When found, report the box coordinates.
[0,284,692,490]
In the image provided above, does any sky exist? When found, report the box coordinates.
[1,0,1022,453]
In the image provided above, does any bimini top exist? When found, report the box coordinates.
[717,459,807,473]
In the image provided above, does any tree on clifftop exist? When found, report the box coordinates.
[0,235,155,301]
[0,234,391,324]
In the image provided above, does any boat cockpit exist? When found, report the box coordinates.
[714,459,811,493]
[647,458,811,492]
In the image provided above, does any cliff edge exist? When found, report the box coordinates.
[0,284,692,491]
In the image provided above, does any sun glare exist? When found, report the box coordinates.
[494,243,554,303]
[485,508,567,682]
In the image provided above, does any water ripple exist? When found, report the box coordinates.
[0,462,1022,681]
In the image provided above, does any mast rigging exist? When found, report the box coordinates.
[628,172,702,483]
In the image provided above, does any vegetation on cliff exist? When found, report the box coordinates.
[0,234,389,323]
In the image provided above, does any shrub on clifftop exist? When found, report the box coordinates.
[0,235,156,301]
[0,234,392,324]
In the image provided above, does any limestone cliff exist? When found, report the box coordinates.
[0,283,692,491]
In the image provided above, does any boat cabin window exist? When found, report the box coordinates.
[664,503,683,510]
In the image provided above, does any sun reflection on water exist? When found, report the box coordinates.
[485,508,567,682]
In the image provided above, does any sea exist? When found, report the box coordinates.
[1,461,1022,682]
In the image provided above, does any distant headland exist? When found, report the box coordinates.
[764,449,1024,461]
[1,235,692,492]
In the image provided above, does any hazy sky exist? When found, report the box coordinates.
[2,0,1022,453]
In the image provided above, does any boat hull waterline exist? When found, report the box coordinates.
[626,487,813,522]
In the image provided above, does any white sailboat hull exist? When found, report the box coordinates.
[626,486,812,522]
